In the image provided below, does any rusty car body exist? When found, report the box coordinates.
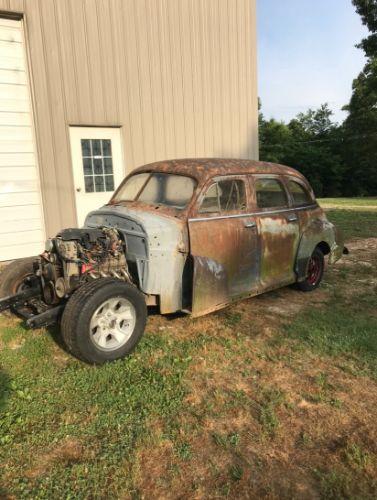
[0,159,345,364]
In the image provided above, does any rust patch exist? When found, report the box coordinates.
[189,214,260,315]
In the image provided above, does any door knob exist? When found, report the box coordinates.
[76,187,82,192]
[244,221,256,229]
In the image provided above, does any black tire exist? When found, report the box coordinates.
[61,278,147,364]
[296,247,324,292]
[0,257,36,298]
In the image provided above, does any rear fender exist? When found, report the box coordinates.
[295,217,344,281]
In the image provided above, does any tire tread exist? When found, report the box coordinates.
[61,278,147,364]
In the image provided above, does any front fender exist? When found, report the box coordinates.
[295,216,344,281]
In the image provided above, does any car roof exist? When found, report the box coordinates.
[131,158,307,183]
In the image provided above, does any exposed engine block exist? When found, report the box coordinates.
[37,227,130,304]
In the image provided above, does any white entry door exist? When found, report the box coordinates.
[69,127,125,226]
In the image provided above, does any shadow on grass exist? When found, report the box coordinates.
[0,367,10,414]
[46,324,67,352]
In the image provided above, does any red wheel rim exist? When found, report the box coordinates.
[307,255,321,286]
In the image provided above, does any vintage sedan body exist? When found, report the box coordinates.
[0,159,345,364]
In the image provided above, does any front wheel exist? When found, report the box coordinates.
[296,248,324,292]
[61,278,147,364]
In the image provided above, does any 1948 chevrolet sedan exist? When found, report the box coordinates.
[0,159,346,364]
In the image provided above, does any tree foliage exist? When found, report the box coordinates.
[343,0,377,195]
[259,104,345,197]
[259,0,377,197]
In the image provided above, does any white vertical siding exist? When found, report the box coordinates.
[0,16,45,260]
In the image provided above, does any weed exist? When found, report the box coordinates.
[345,443,372,470]
[257,388,285,437]
[298,431,313,448]
[212,432,240,450]
[223,311,242,327]
[314,469,352,499]
[229,464,243,481]
[176,441,192,461]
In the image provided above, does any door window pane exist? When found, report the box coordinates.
[80,139,115,193]
[94,176,105,192]
[83,157,92,175]
[84,176,94,193]
[105,175,114,191]
[255,178,288,208]
[288,180,313,206]
[104,157,113,174]
[81,139,91,157]
[199,184,220,213]
[93,158,103,175]
[218,180,246,211]
[199,179,246,213]
[102,139,112,156]
[92,139,101,156]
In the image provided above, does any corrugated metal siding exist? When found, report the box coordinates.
[3,0,258,236]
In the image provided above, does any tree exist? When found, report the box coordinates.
[259,103,345,197]
[258,2,377,197]
[342,0,377,195]
[259,113,293,164]
[287,105,345,197]
[353,0,377,58]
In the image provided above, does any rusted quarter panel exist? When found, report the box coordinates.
[295,206,344,280]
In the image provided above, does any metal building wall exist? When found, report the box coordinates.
[0,0,258,236]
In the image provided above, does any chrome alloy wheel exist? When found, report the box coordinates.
[89,297,136,351]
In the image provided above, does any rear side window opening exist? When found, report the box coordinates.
[287,179,313,206]
[255,178,288,209]
[112,172,197,210]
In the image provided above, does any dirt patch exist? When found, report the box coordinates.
[344,237,377,260]
[136,238,377,498]
[25,438,83,479]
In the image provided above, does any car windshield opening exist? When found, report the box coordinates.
[113,172,197,209]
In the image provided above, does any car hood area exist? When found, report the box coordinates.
[84,204,189,313]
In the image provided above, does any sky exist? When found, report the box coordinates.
[257,0,368,124]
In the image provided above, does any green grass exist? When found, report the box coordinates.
[318,197,377,208]
[0,329,195,497]
[284,296,377,379]
[326,209,377,239]
[1,198,377,497]
[318,197,377,239]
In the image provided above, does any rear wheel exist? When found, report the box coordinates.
[296,248,324,292]
[0,257,36,298]
[61,278,147,364]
